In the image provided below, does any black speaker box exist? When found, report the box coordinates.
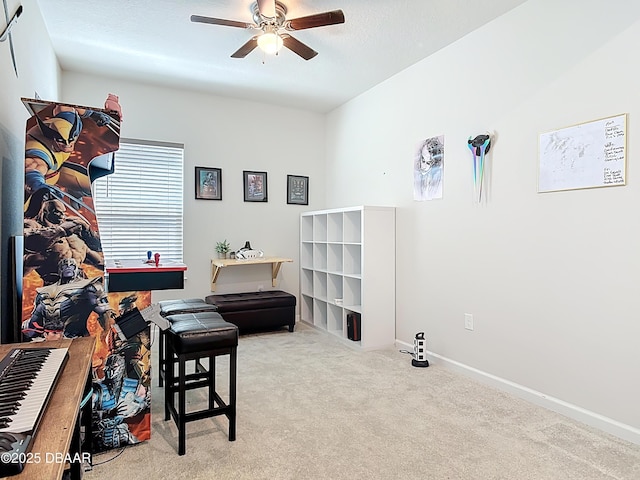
[346,312,361,341]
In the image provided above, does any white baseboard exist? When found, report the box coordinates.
[396,339,640,446]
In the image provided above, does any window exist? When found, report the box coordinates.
[93,139,184,263]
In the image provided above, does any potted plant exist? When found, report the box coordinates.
[215,239,231,259]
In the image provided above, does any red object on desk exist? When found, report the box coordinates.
[154,253,160,267]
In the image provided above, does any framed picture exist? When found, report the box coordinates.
[243,170,268,202]
[287,175,309,205]
[195,167,222,200]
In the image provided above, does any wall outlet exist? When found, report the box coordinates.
[464,313,474,331]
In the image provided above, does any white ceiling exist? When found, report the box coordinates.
[36,0,526,113]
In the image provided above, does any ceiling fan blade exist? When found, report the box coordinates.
[231,36,259,58]
[190,15,253,29]
[285,10,345,30]
[281,34,318,61]
[257,0,276,18]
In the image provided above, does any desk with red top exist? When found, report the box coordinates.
[105,260,187,292]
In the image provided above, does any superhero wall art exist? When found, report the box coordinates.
[20,97,152,452]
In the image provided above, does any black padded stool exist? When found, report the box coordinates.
[158,299,218,387]
[164,312,238,455]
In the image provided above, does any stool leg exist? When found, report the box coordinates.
[229,346,237,441]
[158,329,165,387]
[164,339,173,421]
[208,355,215,411]
[178,354,187,455]
[164,330,172,392]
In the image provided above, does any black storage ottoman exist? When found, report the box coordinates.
[204,290,296,333]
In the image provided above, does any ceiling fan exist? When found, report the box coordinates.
[190,0,345,61]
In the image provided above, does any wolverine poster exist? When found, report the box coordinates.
[20,97,151,451]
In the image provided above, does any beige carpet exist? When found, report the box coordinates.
[85,322,640,480]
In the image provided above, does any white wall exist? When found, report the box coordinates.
[0,0,60,132]
[61,72,326,305]
[0,0,60,341]
[326,0,640,443]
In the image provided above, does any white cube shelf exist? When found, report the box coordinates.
[299,206,395,350]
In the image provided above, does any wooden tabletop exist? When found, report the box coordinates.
[0,336,95,480]
[210,256,292,268]
[210,256,293,291]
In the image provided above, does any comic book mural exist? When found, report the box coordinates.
[20,97,152,452]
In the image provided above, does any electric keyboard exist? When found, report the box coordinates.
[0,347,68,477]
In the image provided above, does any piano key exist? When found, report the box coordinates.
[0,383,34,394]
[0,394,26,405]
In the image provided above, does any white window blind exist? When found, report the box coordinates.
[93,139,184,263]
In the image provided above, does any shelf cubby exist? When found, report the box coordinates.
[313,243,327,271]
[343,244,361,276]
[327,212,343,243]
[313,214,327,242]
[301,294,313,323]
[327,303,344,335]
[327,243,343,273]
[343,276,361,311]
[301,215,313,242]
[301,268,313,296]
[313,271,327,300]
[344,210,362,243]
[300,242,313,269]
[327,273,343,304]
[313,299,327,329]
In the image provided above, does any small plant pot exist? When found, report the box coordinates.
[217,252,227,259]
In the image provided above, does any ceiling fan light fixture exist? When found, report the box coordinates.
[257,27,283,54]
[191,2,345,60]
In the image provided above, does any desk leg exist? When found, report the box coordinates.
[68,417,82,480]
[69,367,93,479]
[81,372,93,468]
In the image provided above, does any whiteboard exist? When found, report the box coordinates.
[538,113,627,193]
